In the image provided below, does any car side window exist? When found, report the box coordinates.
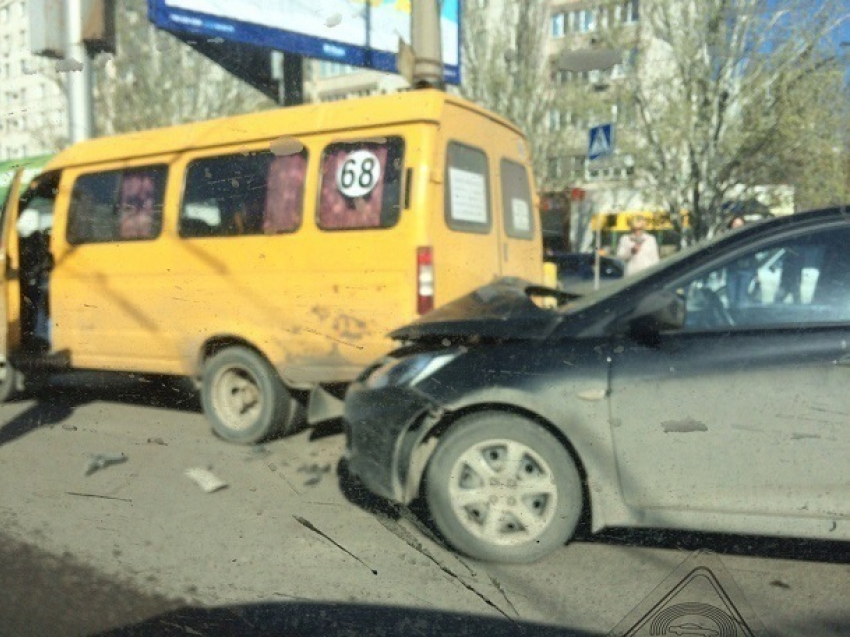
[444,142,491,234]
[67,166,167,244]
[180,149,308,238]
[679,227,850,330]
[499,159,534,239]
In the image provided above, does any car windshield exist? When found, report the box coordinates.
[2,2,848,636]
[557,234,714,313]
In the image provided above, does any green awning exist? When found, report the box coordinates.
[0,154,54,208]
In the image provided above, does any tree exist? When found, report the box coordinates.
[745,57,849,212]
[460,0,570,191]
[92,0,275,136]
[619,0,849,240]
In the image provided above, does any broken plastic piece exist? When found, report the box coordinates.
[185,468,228,493]
[85,453,128,476]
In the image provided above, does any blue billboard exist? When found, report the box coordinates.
[148,0,461,84]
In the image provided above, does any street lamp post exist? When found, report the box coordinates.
[65,0,93,143]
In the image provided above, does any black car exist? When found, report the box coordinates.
[545,251,624,290]
[344,206,850,563]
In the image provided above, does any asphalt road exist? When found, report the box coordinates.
[0,371,847,636]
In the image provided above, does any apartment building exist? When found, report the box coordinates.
[0,0,66,161]
[546,0,642,189]
[303,59,411,103]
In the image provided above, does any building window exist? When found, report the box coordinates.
[598,6,609,30]
[583,9,596,32]
[570,156,585,179]
[624,0,640,24]
[318,61,355,78]
[548,109,561,132]
[547,157,561,181]
[551,13,565,38]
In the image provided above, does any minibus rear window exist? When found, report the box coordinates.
[317,137,404,231]
[180,149,308,238]
[445,142,491,234]
[67,165,167,244]
[500,159,534,240]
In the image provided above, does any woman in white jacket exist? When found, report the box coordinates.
[616,213,660,276]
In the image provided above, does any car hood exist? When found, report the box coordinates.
[389,277,563,342]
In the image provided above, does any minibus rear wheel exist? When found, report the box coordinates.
[0,358,20,402]
[202,346,293,444]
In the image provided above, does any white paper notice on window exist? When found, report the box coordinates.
[448,168,487,224]
[511,198,531,232]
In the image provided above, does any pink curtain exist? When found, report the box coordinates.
[317,146,387,229]
[118,172,159,239]
[263,154,307,234]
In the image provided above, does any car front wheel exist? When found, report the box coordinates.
[424,412,583,563]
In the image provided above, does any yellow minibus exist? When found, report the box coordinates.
[1,89,543,443]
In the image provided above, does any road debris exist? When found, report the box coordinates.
[84,453,128,476]
[244,445,271,461]
[146,437,167,446]
[185,468,228,493]
[298,463,332,486]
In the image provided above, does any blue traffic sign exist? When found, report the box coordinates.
[588,123,615,161]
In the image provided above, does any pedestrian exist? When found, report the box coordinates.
[616,213,660,276]
[727,215,746,231]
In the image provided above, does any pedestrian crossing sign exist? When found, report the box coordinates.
[588,123,615,161]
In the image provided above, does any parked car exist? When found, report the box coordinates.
[545,251,624,290]
[344,206,850,563]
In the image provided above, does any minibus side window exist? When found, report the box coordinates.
[500,159,534,240]
[444,142,491,234]
[67,166,166,244]
[316,137,404,231]
[179,150,307,238]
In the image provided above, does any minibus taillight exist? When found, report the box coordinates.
[417,246,434,315]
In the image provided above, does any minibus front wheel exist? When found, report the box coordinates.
[202,346,294,444]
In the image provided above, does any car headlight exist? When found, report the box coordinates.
[366,351,459,389]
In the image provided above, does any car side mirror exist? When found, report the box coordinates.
[626,289,686,343]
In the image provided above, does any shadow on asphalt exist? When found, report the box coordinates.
[581,527,850,565]
[336,458,850,568]
[336,457,402,520]
[0,371,201,448]
[94,601,596,637]
[0,529,596,637]
[309,417,345,441]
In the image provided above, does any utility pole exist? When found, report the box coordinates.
[410,0,444,89]
[66,0,94,142]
